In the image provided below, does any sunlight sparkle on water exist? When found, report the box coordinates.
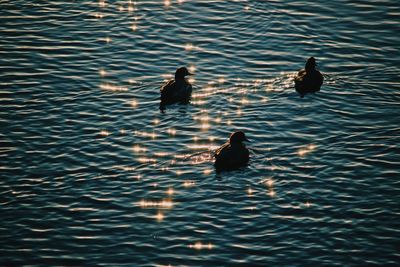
[132,145,147,153]
[189,242,214,250]
[297,144,317,157]
[131,99,138,108]
[137,157,157,163]
[265,178,274,187]
[166,188,174,196]
[241,98,250,105]
[201,123,210,131]
[155,212,164,222]
[167,128,176,136]
[139,199,174,209]
[189,65,196,73]
[247,187,254,196]
[131,24,137,31]
[100,83,127,92]
[99,0,106,8]
[203,169,212,175]
[185,43,194,51]
[99,68,106,77]
[93,13,104,19]
[99,130,110,137]
[183,180,195,188]
[128,4,135,12]
[268,190,276,197]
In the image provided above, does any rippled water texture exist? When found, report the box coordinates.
[1,0,400,266]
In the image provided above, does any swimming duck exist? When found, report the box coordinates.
[160,67,193,110]
[214,131,250,172]
[294,57,324,97]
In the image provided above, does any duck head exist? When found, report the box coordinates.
[229,131,249,145]
[305,57,317,72]
[175,67,193,80]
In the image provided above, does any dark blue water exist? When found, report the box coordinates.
[1,0,400,266]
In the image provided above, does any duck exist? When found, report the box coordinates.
[214,131,250,172]
[294,57,324,97]
[160,67,193,110]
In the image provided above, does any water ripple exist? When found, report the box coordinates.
[1,0,400,266]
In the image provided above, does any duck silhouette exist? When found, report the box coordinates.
[214,131,249,172]
[294,57,324,97]
[160,67,193,111]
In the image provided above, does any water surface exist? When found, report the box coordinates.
[1,0,400,266]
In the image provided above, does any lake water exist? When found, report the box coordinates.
[1,0,400,266]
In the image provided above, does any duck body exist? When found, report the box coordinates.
[214,131,249,172]
[160,67,193,109]
[294,57,323,97]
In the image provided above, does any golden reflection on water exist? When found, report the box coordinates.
[268,190,276,197]
[132,144,147,153]
[185,43,194,51]
[240,98,250,105]
[134,130,158,139]
[131,99,138,108]
[264,178,275,197]
[100,83,127,92]
[93,13,104,19]
[201,123,210,131]
[164,0,171,7]
[99,0,106,8]
[166,187,174,196]
[265,178,274,187]
[183,180,195,187]
[203,169,212,175]
[297,144,317,157]
[189,65,196,73]
[155,212,164,222]
[167,128,177,136]
[247,187,254,196]
[304,201,311,208]
[153,151,170,157]
[139,199,174,209]
[189,242,213,250]
[131,24,138,31]
[99,68,106,77]
[137,157,157,164]
[99,130,110,137]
